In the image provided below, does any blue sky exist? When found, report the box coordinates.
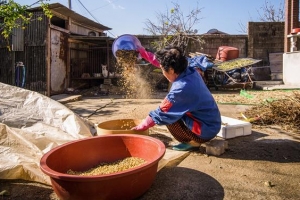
[15,0,284,38]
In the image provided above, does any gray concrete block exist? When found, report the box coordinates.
[205,139,228,156]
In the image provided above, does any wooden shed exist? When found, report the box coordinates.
[0,3,115,96]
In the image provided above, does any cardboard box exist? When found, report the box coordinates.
[217,116,252,139]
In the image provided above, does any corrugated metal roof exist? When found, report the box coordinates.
[70,35,115,45]
[28,3,111,31]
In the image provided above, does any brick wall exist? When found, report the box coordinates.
[137,21,299,65]
[248,22,285,65]
[137,34,247,58]
[190,34,247,58]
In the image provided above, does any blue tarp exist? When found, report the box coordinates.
[187,55,214,71]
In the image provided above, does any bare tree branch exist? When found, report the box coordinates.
[238,1,284,33]
[257,0,285,22]
[143,2,204,54]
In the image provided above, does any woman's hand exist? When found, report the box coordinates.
[131,116,155,131]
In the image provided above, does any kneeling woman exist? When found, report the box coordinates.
[132,46,221,151]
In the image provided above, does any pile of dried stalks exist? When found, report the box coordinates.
[244,91,300,132]
[212,90,299,105]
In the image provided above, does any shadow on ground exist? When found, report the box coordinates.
[0,179,55,200]
[138,167,224,200]
[219,130,300,163]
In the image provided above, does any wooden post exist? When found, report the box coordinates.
[107,38,110,72]
[46,20,51,96]
[291,0,299,29]
[284,0,292,52]
[284,0,300,52]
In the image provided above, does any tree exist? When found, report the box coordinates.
[0,0,52,49]
[257,0,285,22]
[144,2,204,54]
[238,0,285,33]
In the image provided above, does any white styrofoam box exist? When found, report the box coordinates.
[217,116,252,139]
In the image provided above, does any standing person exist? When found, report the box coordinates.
[132,46,221,151]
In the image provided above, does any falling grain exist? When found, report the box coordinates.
[115,49,153,99]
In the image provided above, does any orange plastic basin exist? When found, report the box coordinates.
[40,134,166,200]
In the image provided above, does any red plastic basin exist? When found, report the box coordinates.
[40,134,166,200]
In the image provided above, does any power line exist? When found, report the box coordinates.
[76,0,116,37]
[90,0,120,12]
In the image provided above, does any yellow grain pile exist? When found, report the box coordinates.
[67,157,146,176]
[216,58,256,71]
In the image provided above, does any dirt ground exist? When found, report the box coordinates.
[1,89,300,200]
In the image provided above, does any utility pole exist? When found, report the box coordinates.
[68,0,71,9]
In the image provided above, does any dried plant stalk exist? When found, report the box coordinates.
[244,91,300,132]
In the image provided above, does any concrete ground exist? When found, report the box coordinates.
[50,92,300,200]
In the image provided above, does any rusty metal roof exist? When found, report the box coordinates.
[28,3,111,31]
[70,35,115,46]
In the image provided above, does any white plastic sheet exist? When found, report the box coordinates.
[0,83,93,184]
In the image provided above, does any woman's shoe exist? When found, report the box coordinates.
[172,143,198,151]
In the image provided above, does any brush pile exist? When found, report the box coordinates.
[244,91,300,132]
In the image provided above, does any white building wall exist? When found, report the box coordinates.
[283,52,300,85]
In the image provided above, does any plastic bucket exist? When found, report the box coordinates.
[112,34,142,57]
[216,46,239,61]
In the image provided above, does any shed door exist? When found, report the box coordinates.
[50,29,68,94]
